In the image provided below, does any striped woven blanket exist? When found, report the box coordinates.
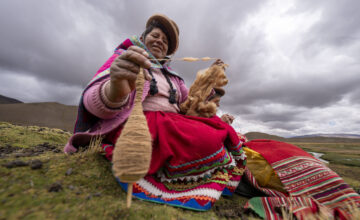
[242,140,360,220]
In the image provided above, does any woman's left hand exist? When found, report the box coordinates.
[212,59,224,66]
[221,114,235,124]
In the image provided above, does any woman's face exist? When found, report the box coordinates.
[144,28,169,59]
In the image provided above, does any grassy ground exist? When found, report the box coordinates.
[1,122,359,219]
[0,122,249,220]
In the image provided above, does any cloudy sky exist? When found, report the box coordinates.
[0,0,359,137]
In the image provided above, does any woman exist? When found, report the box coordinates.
[64,14,246,211]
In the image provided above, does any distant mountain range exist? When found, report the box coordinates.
[0,95,77,132]
[244,132,360,143]
[0,94,23,104]
[0,94,359,142]
[292,134,360,139]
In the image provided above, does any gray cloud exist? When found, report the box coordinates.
[0,0,359,136]
[295,0,360,48]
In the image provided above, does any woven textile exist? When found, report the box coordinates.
[102,112,247,211]
[243,140,360,219]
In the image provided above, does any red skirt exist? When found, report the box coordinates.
[101,111,246,211]
[104,111,240,176]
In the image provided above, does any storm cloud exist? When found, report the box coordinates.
[0,0,359,137]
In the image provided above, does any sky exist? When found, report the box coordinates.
[0,0,359,137]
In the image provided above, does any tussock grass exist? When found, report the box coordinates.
[0,122,230,219]
[1,122,358,219]
[0,122,71,148]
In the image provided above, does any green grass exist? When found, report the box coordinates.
[0,122,249,219]
[1,122,359,219]
[292,142,360,167]
[0,122,71,148]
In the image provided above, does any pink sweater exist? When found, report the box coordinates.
[83,68,180,118]
[64,69,188,153]
[64,36,189,153]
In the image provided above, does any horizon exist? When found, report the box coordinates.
[1,93,360,138]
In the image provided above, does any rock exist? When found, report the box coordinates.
[93,192,101,197]
[30,160,43,169]
[15,152,32,158]
[48,182,63,192]
[0,145,21,158]
[65,168,73,176]
[68,185,75,190]
[52,149,61,153]
[3,160,28,168]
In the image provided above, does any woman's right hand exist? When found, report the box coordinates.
[106,46,152,103]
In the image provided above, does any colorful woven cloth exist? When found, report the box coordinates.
[102,111,247,211]
[242,140,360,220]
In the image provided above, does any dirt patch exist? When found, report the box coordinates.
[22,142,62,155]
[0,142,62,158]
[30,159,43,169]
[2,160,28,168]
[0,145,21,158]
[48,182,63,192]
[213,199,251,219]
[2,159,44,169]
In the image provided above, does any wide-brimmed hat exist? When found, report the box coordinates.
[146,14,179,55]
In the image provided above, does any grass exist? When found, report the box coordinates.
[1,122,359,219]
[0,122,248,219]
[291,142,360,167]
[0,122,71,148]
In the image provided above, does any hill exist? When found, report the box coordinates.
[0,102,77,132]
[293,133,360,139]
[245,132,360,143]
[288,136,360,143]
[0,94,22,104]
[244,132,286,141]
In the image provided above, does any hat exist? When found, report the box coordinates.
[146,14,179,55]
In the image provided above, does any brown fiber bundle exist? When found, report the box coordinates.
[180,63,228,118]
[112,67,152,207]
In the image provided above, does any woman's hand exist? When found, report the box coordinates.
[106,46,152,103]
[211,59,227,70]
[212,59,224,66]
[221,114,235,125]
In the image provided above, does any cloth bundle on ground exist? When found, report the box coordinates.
[240,139,360,220]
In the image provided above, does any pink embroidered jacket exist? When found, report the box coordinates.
[64,36,188,153]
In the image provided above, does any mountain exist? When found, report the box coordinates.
[292,134,360,139]
[244,132,286,141]
[0,94,23,104]
[0,102,77,132]
[245,132,360,143]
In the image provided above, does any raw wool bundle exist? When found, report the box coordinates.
[112,67,152,207]
[180,62,228,118]
[152,57,216,62]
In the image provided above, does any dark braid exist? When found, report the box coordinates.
[148,69,158,95]
[161,69,177,104]
[147,68,177,104]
